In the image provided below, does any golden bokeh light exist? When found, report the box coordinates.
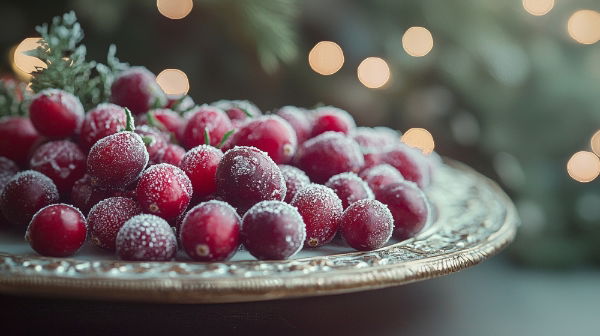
[567,151,600,183]
[401,128,435,154]
[402,27,434,57]
[522,0,555,16]
[156,69,190,95]
[591,130,600,156]
[308,41,345,76]
[357,57,390,89]
[11,38,46,81]
[567,10,600,45]
[157,0,193,20]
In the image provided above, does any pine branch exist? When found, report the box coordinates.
[0,80,30,118]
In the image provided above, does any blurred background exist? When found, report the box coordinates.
[1,0,600,333]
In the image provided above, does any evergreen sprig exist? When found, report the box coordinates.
[0,80,30,118]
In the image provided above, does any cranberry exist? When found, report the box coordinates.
[340,199,393,251]
[136,163,193,221]
[291,183,343,247]
[311,106,355,137]
[29,89,84,138]
[166,95,195,112]
[157,144,186,166]
[180,145,223,199]
[352,127,399,152]
[116,214,177,261]
[80,103,127,151]
[25,204,87,257]
[0,170,59,229]
[212,99,261,127]
[141,108,185,140]
[296,132,364,183]
[381,144,431,188]
[225,115,297,164]
[325,172,374,209]
[279,164,310,203]
[89,197,142,251]
[0,116,41,166]
[180,200,241,261]
[29,140,86,195]
[362,151,383,171]
[111,67,167,115]
[216,146,286,214]
[181,105,233,149]
[0,156,19,190]
[241,200,305,260]
[135,125,168,165]
[375,181,431,240]
[359,164,404,193]
[276,106,312,144]
[71,175,116,215]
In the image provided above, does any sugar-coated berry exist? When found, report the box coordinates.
[180,200,241,261]
[212,99,261,127]
[135,125,168,165]
[89,197,142,251]
[180,145,223,199]
[136,163,193,221]
[181,105,233,149]
[166,95,195,113]
[111,67,167,115]
[70,175,132,215]
[375,181,430,240]
[116,214,177,261]
[142,108,185,138]
[296,131,364,183]
[325,172,374,209]
[381,144,431,188]
[0,116,41,166]
[359,164,404,193]
[157,144,186,166]
[29,140,86,195]
[279,164,310,203]
[352,127,399,153]
[29,89,84,138]
[80,103,127,151]
[241,200,305,260]
[291,184,343,247]
[25,204,87,257]
[0,170,59,229]
[340,199,393,251]
[0,156,19,190]
[311,106,355,137]
[276,106,312,144]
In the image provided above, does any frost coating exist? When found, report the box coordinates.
[352,127,400,153]
[359,164,405,192]
[325,172,374,209]
[88,197,142,251]
[80,103,126,150]
[136,163,193,220]
[116,214,177,261]
[340,199,394,251]
[279,164,310,203]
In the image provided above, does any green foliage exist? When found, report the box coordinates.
[0,80,29,118]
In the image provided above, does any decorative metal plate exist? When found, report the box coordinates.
[0,160,518,303]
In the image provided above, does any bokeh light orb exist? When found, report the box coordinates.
[567,151,600,183]
[11,37,46,80]
[308,41,345,76]
[156,69,190,96]
[401,128,435,154]
[522,0,555,16]
[591,130,600,156]
[157,0,193,20]
[402,27,434,57]
[567,10,600,45]
[357,57,390,89]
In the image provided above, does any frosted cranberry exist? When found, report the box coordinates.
[325,172,374,209]
[359,164,404,193]
[311,106,355,137]
[352,127,399,153]
[375,181,430,240]
[135,125,168,165]
[276,106,312,144]
[340,199,393,251]
[141,108,185,139]
[382,144,430,188]
[0,116,41,166]
[279,164,310,203]
[0,156,19,190]
[296,132,364,183]
[180,145,223,199]
[166,95,195,112]
[225,115,297,164]
[216,146,286,214]
[0,171,59,229]
[111,67,167,115]
[80,103,127,151]
[291,184,342,247]
[29,140,86,195]
[136,163,193,220]
[116,214,177,261]
[180,200,241,261]
[89,197,142,251]
[241,200,305,260]
[25,204,87,257]
[71,175,113,215]
[29,89,84,138]
[157,144,186,166]
[212,100,261,127]
[181,105,233,149]
[362,151,383,171]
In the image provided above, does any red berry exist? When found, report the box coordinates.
[381,144,431,188]
[142,108,185,138]
[225,115,297,164]
[241,200,305,260]
[311,106,355,137]
[136,163,193,221]
[157,144,186,166]
[87,131,149,188]
[291,184,343,247]
[296,132,364,183]
[89,197,142,251]
[276,106,312,144]
[70,175,119,215]
[180,145,223,199]
[180,200,241,261]
[0,170,59,229]
[80,103,127,151]
[25,204,87,257]
[0,156,19,190]
[29,89,84,138]
[135,125,168,165]
[111,67,167,115]
[325,172,374,209]
[29,140,86,195]
[375,181,431,240]
[279,164,310,203]
[116,214,177,261]
[181,105,233,149]
[212,100,261,127]
[0,116,41,166]
[166,95,195,113]
[359,164,404,193]
[340,199,393,251]
[216,146,286,214]
[361,151,383,171]
[352,127,399,152]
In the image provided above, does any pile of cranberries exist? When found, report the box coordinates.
[0,69,435,262]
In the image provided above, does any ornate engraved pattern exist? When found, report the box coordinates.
[0,160,518,303]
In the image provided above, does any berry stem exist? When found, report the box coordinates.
[124,107,135,132]
[217,130,235,148]
[239,107,253,118]
[204,128,211,146]
[146,111,166,131]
